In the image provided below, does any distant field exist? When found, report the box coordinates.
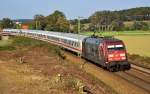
[82,31,150,57]
[116,36,150,57]
[82,31,150,36]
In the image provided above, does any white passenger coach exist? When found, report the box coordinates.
[3,29,87,54]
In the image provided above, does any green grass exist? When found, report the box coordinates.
[82,31,150,36]
[0,36,60,55]
[0,39,15,51]
[0,40,12,46]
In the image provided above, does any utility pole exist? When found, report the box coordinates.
[69,19,71,33]
[77,16,82,57]
[36,21,38,30]
[36,21,40,30]
[78,17,80,34]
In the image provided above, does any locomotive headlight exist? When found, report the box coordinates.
[121,57,126,60]
[108,54,114,57]
[120,53,125,57]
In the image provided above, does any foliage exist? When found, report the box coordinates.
[34,14,46,30]
[31,10,69,32]
[12,36,49,48]
[111,20,124,31]
[45,10,69,32]
[132,21,149,30]
[7,7,149,32]
[0,18,14,29]
[71,19,90,25]
[0,39,15,51]
[0,46,15,51]
[88,7,150,31]
[90,7,150,24]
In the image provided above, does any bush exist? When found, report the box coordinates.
[111,20,125,31]
[12,36,48,48]
[0,46,15,51]
[133,21,149,30]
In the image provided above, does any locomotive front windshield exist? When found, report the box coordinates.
[107,44,125,51]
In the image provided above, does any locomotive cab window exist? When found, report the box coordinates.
[107,45,125,51]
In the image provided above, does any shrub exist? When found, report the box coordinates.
[133,21,149,30]
[0,46,15,51]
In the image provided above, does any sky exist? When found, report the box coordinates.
[0,0,150,20]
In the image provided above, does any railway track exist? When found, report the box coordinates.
[131,64,150,74]
[115,65,150,92]
[64,51,150,94]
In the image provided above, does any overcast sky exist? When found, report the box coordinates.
[0,0,150,20]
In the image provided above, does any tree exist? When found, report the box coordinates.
[34,14,46,30]
[111,20,124,31]
[45,10,69,32]
[1,18,14,29]
[89,7,150,31]
[133,21,149,30]
[56,16,69,32]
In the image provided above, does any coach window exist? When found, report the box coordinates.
[43,35,45,38]
[64,39,66,43]
[71,41,74,46]
[75,42,77,47]
[72,42,75,46]
[74,42,77,47]
[72,41,74,46]
[66,40,68,44]
[72,41,73,46]
[62,39,64,43]
[77,43,80,47]
[70,41,72,45]
[48,36,50,39]
[71,41,73,46]
[68,40,70,45]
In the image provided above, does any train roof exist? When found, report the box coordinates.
[100,37,122,43]
[22,29,88,41]
[85,35,122,44]
[3,29,88,41]
[4,29,122,43]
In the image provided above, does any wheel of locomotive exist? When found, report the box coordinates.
[108,66,115,72]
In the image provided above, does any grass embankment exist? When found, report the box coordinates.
[82,31,150,69]
[0,36,117,94]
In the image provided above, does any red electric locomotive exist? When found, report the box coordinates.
[82,36,131,71]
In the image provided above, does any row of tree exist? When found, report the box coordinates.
[88,7,150,31]
[0,18,14,29]
[0,11,70,32]
[0,7,150,32]
[30,10,70,32]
